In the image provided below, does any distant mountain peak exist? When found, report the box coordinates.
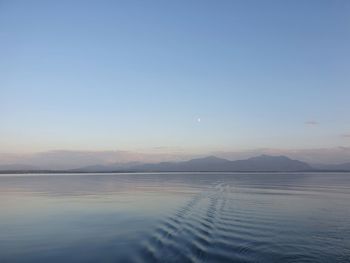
[128,154,312,172]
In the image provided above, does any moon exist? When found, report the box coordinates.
[197,118,201,123]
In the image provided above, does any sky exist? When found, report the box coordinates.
[1,0,350,157]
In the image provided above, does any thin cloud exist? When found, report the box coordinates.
[341,134,350,138]
[151,146,186,152]
[305,121,319,126]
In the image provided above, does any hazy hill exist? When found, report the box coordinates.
[129,155,312,172]
[314,162,350,171]
[0,164,39,171]
[3,155,350,173]
[73,162,143,172]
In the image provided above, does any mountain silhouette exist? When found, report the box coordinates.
[6,155,349,173]
[129,155,312,172]
[315,162,350,171]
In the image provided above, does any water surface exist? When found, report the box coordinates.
[0,172,349,262]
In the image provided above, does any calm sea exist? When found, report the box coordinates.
[0,172,349,262]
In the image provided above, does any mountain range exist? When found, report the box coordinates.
[127,155,312,172]
[2,154,349,173]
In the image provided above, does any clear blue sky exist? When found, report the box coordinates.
[1,0,349,153]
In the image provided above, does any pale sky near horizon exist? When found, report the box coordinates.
[1,0,350,154]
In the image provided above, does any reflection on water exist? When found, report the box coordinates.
[0,173,349,262]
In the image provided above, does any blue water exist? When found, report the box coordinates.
[0,173,349,262]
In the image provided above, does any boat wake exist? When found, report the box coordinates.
[133,182,272,263]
